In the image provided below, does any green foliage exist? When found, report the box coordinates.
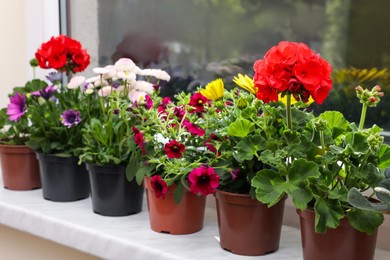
[79,94,137,165]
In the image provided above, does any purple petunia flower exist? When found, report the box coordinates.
[6,92,27,121]
[31,85,57,100]
[60,109,81,128]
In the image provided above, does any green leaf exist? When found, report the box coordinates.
[344,132,369,154]
[126,153,139,182]
[227,118,255,138]
[134,165,154,185]
[348,208,384,235]
[251,169,286,207]
[288,159,320,182]
[378,144,390,169]
[284,182,313,210]
[313,197,344,233]
[319,111,349,139]
[174,181,185,204]
[234,135,265,162]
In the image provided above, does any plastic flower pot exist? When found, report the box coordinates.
[215,189,286,256]
[0,144,41,190]
[297,209,379,260]
[86,163,144,216]
[36,153,90,202]
[144,176,206,235]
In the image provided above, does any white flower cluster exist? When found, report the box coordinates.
[67,58,170,103]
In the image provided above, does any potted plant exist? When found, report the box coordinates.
[248,41,390,260]
[26,35,92,202]
[0,61,43,190]
[79,58,170,217]
[129,85,221,234]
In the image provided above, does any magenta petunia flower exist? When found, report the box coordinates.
[150,175,168,198]
[31,85,57,100]
[132,126,146,155]
[6,92,27,121]
[188,165,220,196]
[183,120,205,136]
[189,92,208,113]
[60,109,81,128]
[164,140,185,159]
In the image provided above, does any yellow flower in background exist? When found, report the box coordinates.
[233,73,256,94]
[278,94,314,105]
[200,78,224,100]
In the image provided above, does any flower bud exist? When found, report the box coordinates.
[367,132,383,152]
[237,97,248,109]
[314,118,327,131]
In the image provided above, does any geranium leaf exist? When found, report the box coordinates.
[251,169,286,207]
[378,144,390,169]
[344,132,369,154]
[284,182,313,210]
[234,135,265,162]
[348,208,384,235]
[313,197,344,233]
[288,158,320,182]
[319,111,349,139]
[227,118,255,138]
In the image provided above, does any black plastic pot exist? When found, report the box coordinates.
[36,153,90,202]
[86,163,144,216]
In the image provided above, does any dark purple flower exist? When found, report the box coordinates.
[46,71,62,84]
[6,92,27,121]
[31,85,57,100]
[60,109,81,128]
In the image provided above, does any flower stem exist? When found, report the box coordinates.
[286,93,292,129]
[358,103,367,131]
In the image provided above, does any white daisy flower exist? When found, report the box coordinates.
[98,86,114,97]
[128,89,147,103]
[67,76,86,89]
[132,80,154,94]
[138,68,171,81]
[114,58,136,72]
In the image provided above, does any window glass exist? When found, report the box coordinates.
[69,0,390,130]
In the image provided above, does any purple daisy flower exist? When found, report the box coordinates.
[31,85,57,100]
[6,92,27,121]
[60,109,81,128]
[46,71,62,84]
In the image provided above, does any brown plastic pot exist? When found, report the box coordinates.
[215,189,286,256]
[144,176,206,235]
[297,209,378,260]
[0,144,41,190]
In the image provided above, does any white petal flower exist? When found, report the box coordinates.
[98,86,114,97]
[93,67,111,75]
[68,76,86,89]
[138,68,171,81]
[132,80,154,94]
[86,76,100,84]
[115,58,136,72]
[85,88,94,95]
[102,65,117,79]
[128,89,147,103]
[94,79,108,87]
[117,71,137,81]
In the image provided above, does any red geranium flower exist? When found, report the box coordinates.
[164,140,185,159]
[253,41,332,104]
[188,165,220,196]
[35,34,90,74]
[150,175,168,198]
[189,92,208,113]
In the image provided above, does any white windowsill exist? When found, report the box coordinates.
[0,177,389,260]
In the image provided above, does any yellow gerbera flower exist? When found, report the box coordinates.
[200,78,224,101]
[233,73,256,94]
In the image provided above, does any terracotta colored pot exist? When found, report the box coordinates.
[86,163,144,216]
[0,144,41,190]
[297,209,378,260]
[37,153,90,202]
[215,189,286,256]
[144,177,206,234]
